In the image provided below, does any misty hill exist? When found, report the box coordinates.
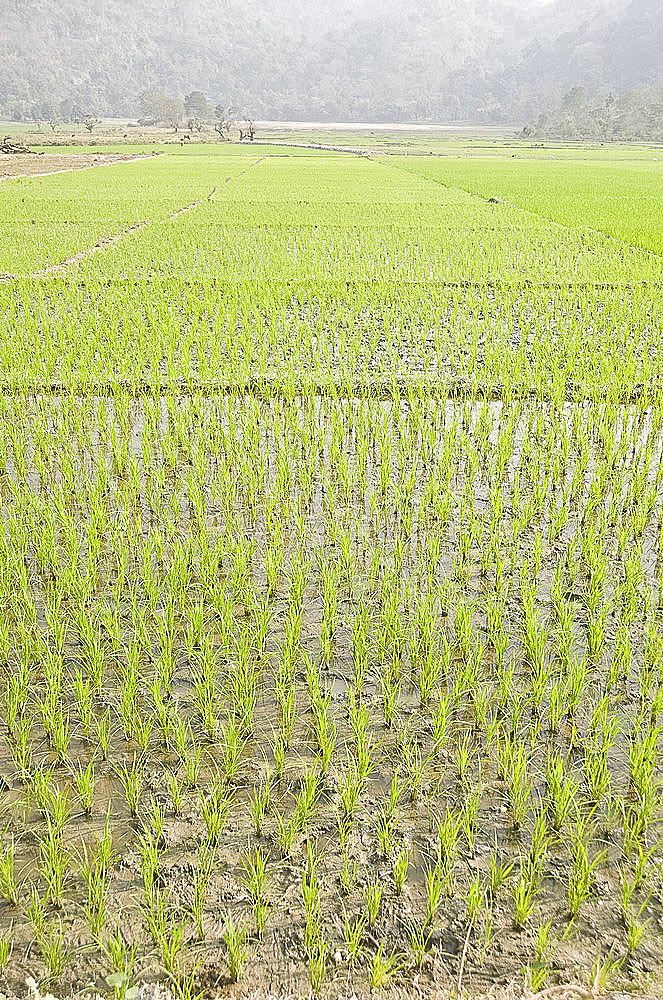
[2,0,661,123]
[462,0,663,120]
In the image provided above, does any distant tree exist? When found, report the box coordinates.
[562,86,587,110]
[238,118,256,141]
[84,114,99,133]
[59,99,74,122]
[138,89,184,128]
[184,91,209,119]
[214,104,238,139]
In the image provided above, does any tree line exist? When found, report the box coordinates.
[138,90,254,138]
[8,90,255,140]
[521,85,663,143]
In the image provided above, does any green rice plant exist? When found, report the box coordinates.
[199,778,233,845]
[138,830,164,908]
[38,817,69,908]
[293,767,322,832]
[160,915,188,978]
[340,846,358,895]
[461,786,482,851]
[190,843,215,940]
[568,820,605,919]
[38,917,67,981]
[168,968,206,1000]
[29,766,57,819]
[418,641,446,706]
[513,863,538,930]
[362,879,383,926]
[272,732,286,782]
[116,758,143,818]
[435,807,461,888]
[275,811,299,857]
[587,607,608,663]
[401,737,431,803]
[584,741,611,804]
[0,930,12,974]
[73,670,94,739]
[354,727,376,783]
[380,671,401,728]
[522,962,548,993]
[545,755,578,831]
[632,842,656,892]
[408,922,431,970]
[80,815,114,939]
[301,842,321,921]
[424,860,444,927]
[369,943,406,989]
[528,809,549,879]
[392,843,409,895]
[27,887,46,941]
[167,771,186,816]
[503,740,531,830]
[589,952,623,991]
[241,847,269,938]
[343,909,366,964]
[339,759,364,822]
[534,920,553,965]
[0,837,19,905]
[142,885,170,947]
[487,852,515,901]
[220,716,248,782]
[466,874,485,924]
[134,714,153,753]
[432,692,450,753]
[625,910,649,958]
[307,930,329,993]
[313,702,336,774]
[103,925,138,996]
[248,778,271,836]
[74,759,95,817]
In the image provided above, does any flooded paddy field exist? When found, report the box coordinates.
[0,144,662,998]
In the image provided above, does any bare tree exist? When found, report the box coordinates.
[84,114,99,133]
[214,104,239,139]
[238,118,255,141]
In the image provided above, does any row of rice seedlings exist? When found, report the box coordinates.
[3,279,662,405]
[0,380,659,991]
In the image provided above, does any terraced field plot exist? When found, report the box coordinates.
[0,146,662,998]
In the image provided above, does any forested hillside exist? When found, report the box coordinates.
[2,0,660,122]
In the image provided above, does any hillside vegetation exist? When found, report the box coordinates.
[2,0,661,122]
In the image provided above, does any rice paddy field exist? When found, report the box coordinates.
[0,140,663,999]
